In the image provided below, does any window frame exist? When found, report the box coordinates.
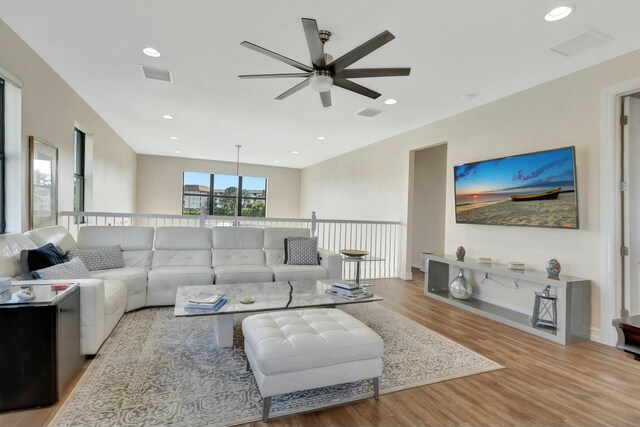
[73,128,86,219]
[181,172,267,217]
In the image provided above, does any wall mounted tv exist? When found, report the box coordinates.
[454,146,578,229]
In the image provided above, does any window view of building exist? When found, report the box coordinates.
[73,128,85,214]
[182,171,267,217]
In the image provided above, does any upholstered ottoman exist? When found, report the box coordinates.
[242,309,384,421]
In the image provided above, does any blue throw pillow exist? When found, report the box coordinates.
[20,243,65,277]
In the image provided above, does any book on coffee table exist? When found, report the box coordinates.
[188,292,225,305]
[185,298,227,311]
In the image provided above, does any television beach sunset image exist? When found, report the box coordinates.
[454,147,578,229]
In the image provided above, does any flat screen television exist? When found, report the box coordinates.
[454,146,578,229]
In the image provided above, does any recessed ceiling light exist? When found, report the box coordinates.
[384,98,398,105]
[162,114,174,120]
[291,151,299,154]
[317,136,326,141]
[545,6,573,22]
[274,160,280,163]
[174,150,181,154]
[170,136,179,140]
[143,47,161,58]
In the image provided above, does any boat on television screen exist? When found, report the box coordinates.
[510,188,561,202]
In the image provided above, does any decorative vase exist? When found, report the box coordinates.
[449,269,472,300]
[546,259,561,277]
[456,246,466,261]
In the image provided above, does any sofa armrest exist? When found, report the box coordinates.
[12,278,106,355]
[318,248,343,280]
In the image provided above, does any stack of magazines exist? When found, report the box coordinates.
[325,280,372,300]
[184,292,227,311]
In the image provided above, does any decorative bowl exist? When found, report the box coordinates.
[340,249,369,258]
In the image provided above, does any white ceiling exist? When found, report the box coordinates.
[2,1,640,169]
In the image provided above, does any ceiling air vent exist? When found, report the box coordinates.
[549,29,613,57]
[356,108,383,118]
[141,65,173,82]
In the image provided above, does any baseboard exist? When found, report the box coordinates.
[399,271,413,280]
[590,326,602,344]
[412,262,422,270]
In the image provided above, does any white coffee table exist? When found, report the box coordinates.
[174,280,383,347]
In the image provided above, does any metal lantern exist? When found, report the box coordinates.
[532,285,558,329]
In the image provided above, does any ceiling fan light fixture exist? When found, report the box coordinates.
[545,6,573,22]
[309,71,333,92]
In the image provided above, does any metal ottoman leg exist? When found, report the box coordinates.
[262,396,272,422]
[373,377,379,399]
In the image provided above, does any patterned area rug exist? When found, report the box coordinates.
[50,303,502,427]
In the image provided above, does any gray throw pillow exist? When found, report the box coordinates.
[32,257,91,280]
[285,237,320,265]
[67,246,125,271]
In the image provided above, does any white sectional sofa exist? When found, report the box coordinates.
[1,224,342,356]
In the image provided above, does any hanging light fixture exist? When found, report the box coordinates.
[235,145,241,219]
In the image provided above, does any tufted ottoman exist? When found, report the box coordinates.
[242,308,384,421]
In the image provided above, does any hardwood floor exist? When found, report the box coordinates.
[3,270,640,426]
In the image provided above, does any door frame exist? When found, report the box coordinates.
[600,76,640,346]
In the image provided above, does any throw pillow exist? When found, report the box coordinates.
[20,243,65,277]
[32,257,91,280]
[67,246,125,271]
[284,237,320,265]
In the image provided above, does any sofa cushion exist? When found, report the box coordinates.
[68,246,125,271]
[153,250,211,268]
[77,226,155,251]
[103,279,127,317]
[212,249,265,266]
[24,226,77,255]
[284,237,319,265]
[147,266,215,306]
[214,264,273,284]
[32,257,91,280]
[269,264,328,282]
[90,266,149,311]
[20,243,65,276]
[0,234,37,278]
[212,227,264,249]
[264,249,285,266]
[155,227,212,250]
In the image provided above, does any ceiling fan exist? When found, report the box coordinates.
[238,18,411,108]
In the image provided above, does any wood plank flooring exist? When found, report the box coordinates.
[3,270,640,426]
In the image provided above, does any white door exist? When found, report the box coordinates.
[624,96,640,316]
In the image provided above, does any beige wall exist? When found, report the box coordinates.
[136,155,301,218]
[411,144,447,267]
[301,47,640,331]
[0,18,137,231]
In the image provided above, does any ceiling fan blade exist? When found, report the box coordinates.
[329,30,395,73]
[302,18,326,69]
[238,72,312,79]
[335,67,411,79]
[333,79,381,99]
[275,78,311,100]
[240,41,313,72]
[320,91,332,107]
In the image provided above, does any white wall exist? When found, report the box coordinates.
[301,47,640,330]
[136,154,302,218]
[411,144,447,267]
[0,18,137,231]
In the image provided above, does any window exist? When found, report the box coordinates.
[73,128,85,214]
[0,78,5,233]
[182,171,267,217]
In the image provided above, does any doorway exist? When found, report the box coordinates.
[409,144,448,272]
[622,93,640,317]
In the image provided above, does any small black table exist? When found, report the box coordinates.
[0,282,84,411]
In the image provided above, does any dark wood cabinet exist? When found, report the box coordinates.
[613,315,640,361]
[0,284,83,411]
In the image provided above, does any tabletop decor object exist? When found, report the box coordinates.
[340,249,369,258]
[532,285,558,329]
[456,246,466,261]
[449,269,472,300]
[546,259,561,277]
